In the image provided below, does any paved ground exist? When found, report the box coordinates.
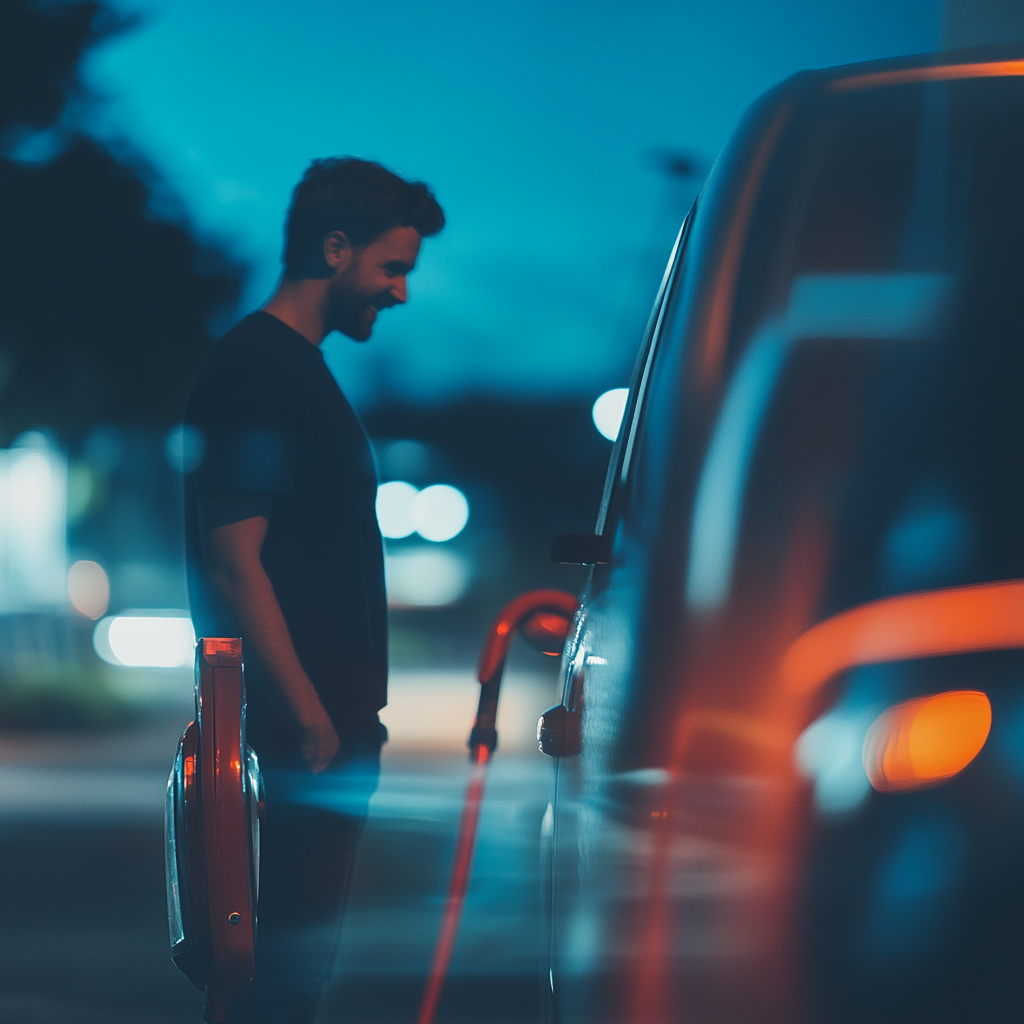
[0,668,559,1023]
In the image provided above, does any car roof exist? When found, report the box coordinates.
[794,40,1024,95]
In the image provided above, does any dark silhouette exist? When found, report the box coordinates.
[185,157,443,1022]
[0,0,245,444]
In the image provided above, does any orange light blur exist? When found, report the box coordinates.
[627,505,830,1024]
[831,60,1024,91]
[699,105,791,385]
[527,611,565,633]
[781,579,1024,695]
[521,610,571,654]
[863,690,991,792]
[203,637,241,658]
[477,589,578,684]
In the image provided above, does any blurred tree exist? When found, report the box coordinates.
[0,0,245,443]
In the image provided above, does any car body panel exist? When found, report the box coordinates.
[547,45,1024,1024]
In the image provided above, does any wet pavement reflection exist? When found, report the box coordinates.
[0,668,558,1023]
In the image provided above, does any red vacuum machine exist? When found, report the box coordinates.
[165,637,264,1023]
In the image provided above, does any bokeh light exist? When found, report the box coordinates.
[385,548,470,607]
[163,424,206,473]
[0,441,67,612]
[67,559,110,620]
[863,690,992,792]
[592,388,629,441]
[796,710,873,814]
[412,485,469,542]
[376,481,419,539]
[94,614,196,668]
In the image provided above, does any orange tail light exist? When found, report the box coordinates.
[862,690,992,793]
[781,579,1024,695]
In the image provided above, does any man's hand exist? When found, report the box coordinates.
[299,708,341,774]
[204,514,340,774]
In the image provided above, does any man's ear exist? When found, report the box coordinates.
[323,230,354,273]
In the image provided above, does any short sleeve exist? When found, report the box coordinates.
[185,351,299,498]
[198,493,275,532]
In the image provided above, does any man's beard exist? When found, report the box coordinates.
[329,288,387,342]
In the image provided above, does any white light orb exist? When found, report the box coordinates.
[385,548,470,607]
[376,481,419,538]
[67,560,110,620]
[796,712,872,815]
[95,615,196,668]
[413,484,469,542]
[592,387,629,441]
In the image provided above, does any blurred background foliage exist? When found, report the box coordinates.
[0,0,246,724]
[0,0,245,445]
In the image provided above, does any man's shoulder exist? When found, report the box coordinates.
[187,313,307,420]
[197,312,317,384]
[209,311,303,364]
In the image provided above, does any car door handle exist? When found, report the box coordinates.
[538,703,582,757]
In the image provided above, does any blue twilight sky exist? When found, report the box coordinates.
[83,0,941,407]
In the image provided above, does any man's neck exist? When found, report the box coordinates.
[261,278,329,345]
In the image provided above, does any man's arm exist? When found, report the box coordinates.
[203,515,340,773]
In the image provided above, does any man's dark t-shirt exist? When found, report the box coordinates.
[184,312,387,762]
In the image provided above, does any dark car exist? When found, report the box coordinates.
[540,46,1023,1024]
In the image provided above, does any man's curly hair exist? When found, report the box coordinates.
[283,157,444,279]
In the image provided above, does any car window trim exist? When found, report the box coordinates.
[595,204,695,537]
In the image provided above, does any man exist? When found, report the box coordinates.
[184,157,444,1023]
